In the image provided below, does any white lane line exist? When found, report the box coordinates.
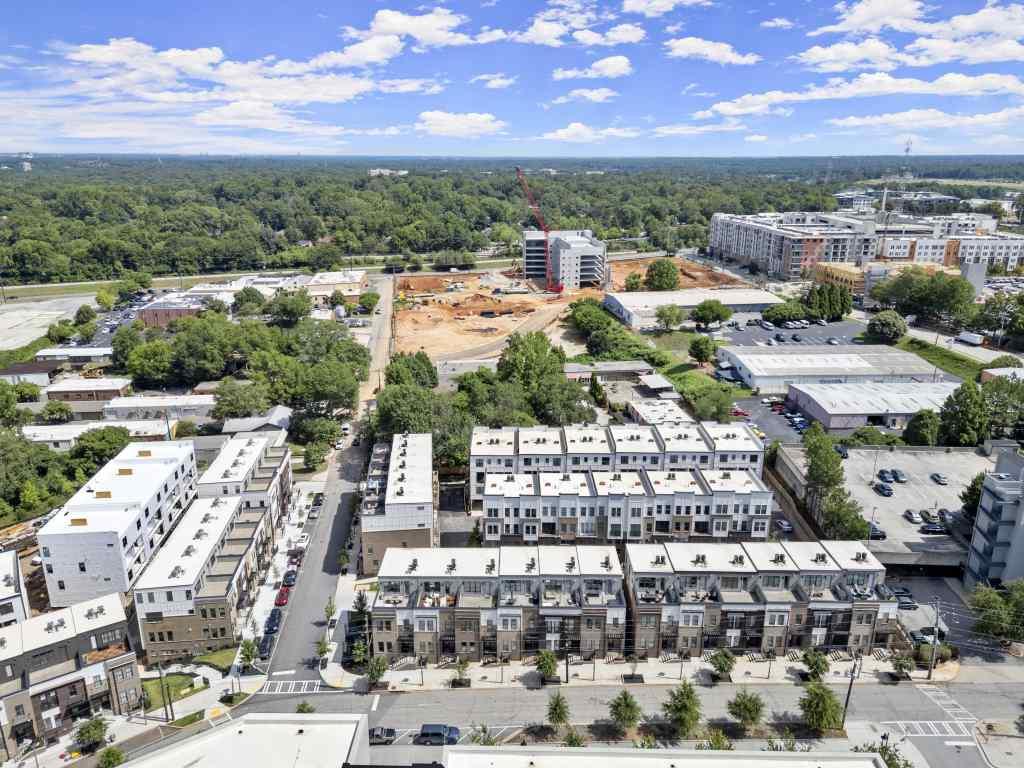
[272,670,296,676]
[371,694,380,711]
[944,742,977,747]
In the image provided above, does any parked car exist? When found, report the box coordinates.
[288,552,304,568]
[369,727,397,746]
[920,509,938,524]
[264,608,282,634]
[814,318,828,326]
[904,509,922,523]
[874,482,894,497]
[258,633,276,660]
[930,472,949,485]
[921,625,947,642]
[295,533,310,549]
[834,444,849,459]
[760,320,775,330]
[417,724,461,746]
[891,469,908,483]
[275,587,291,606]
[899,598,919,611]
[334,440,345,450]
[774,519,794,534]
[774,332,787,342]
[791,334,803,341]
[878,469,895,483]
[827,337,841,345]
[868,522,887,539]
[890,585,913,598]
[731,408,750,417]
[908,629,926,644]
[920,523,947,535]
[282,569,297,587]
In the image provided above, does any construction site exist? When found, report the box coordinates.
[609,255,744,291]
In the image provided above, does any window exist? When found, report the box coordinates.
[57,580,65,590]
[41,547,49,557]
[45,564,53,574]
[166,591,174,601]
[78,562,86,572]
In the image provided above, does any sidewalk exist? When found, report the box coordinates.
[321,647,963,693]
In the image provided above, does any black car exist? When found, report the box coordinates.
[774,332,787,342]
[258,633,276,660]
[899,597,919,611]
[868,522,887,540]
[417,724,461,746]
[791,333,802,341]
[890,585,913,598]
[878,469,894,483]
[282,569,297,587]
[920,523,947,535]
[891,469,908,483]
[264,607,282,635]
[873,482,894,497]
[369,727,397,746]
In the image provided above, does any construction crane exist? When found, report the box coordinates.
[516,166,561,293]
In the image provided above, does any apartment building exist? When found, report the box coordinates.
[37,442,198,607]
[0,551,29,627]
[624,540,895,658]
[132,496,266,661]
[522,229,607,289]
[481,467,772,545]
[966,450,1024,588]
[0,594,143,761]
[469,423,764,506]
[360,433,437,577]
[371,545,625,664]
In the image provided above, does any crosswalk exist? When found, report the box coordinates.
[256,680,325,695]
[388,725,523,746]
[916,683,976,722]
[881,721,975,737]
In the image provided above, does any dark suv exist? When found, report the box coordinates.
[264,608,282,635]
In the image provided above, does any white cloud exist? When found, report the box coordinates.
[664,37,761,65]
[902,35,1024,66]
[0,54,26,68]
[471,72,518,89]
[515,18,570,47]
[553,55,633,79]
[343,8,504,49]
[828,105,1024,131]
[744,134,768,142]
[573,23,647,46]
[414,110,507,138]
[653,118,746,136]
[622,0,711,19]
[761,18,794,30]
[789,133,818,142]
[809,0,929,37]
[301,35,406,71]
[698,71,1024,118]
[793,38,908,72]
[551,87,619,104]
[540,122,642,141]
[681,82,716,96]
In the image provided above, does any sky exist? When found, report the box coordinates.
[2,0,1024,156]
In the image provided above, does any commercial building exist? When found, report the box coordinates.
[0,594,143,761]
[981,366,1024,384]
[716,345,938,394]
[785,382,959,430]
[122,713,370,768]
[103,394,216,422]
[35,347,113,367]
[469,423,765,506]
[967,450,1024,588]
[21,420,173,452]
[833,189,876,209]
[0,550,29,627]
[303,270,368,307]
[137,293,216,328]
[371,545,625,664]
[604,288,783,330]
[37,442,198,606]
[523,229,607,290]
[481,467,773,545]
[0,361,62,388]
[624,540,896,657]
[360,433,437,576]
[44,377,131,404]
[563,360,654,385]
[627,398,693,426]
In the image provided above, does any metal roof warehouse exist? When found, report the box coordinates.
[786,382,959,430]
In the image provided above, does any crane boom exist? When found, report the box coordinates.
[516,166,560,292]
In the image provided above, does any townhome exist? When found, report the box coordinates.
[370,546,625,665]
[609,425,664,471]
[21,420,172,452]
[818,540,898,652]
[44,377,132,405]
[130,496,265,661]
[656,424,713,471]
[701,423,765,476]
[469,427,517,501]
[0,551,29,627]
[38,442,198,607]
[0,594,142,761]
[517,427,565,473]
[562,426,614,472]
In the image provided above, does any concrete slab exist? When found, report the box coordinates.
[0,296,83,350]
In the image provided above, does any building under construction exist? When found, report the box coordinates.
[522,229,607,290]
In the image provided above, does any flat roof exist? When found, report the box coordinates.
[700,422,763,453]
[535,472,592,497]
[701,469,767,492]
[631,399,693,425]
[134,497,242,590]
[609,424,660,453]
[591,471,646,496]
[625,544,675,574]
[471,426,518,456]
[0,550,21,604]
[562,425,613,454]
[517,427,564,454]
[645,470,703,495]
[789,382,959,415]
[0,361,61,375]
[385,432,433,506]
[607,288,784,311]
[564,360,652,374]
[720,345,935,378]
[307,270,366,285]
[21,420,171,443]
[655,424,711,453]
[498,546,541,577]
[639,373,674,390]
[820,540,885,572]
[538,545,581,577]
[664,542,756,574]
[124,713,367,768]
[0,593,125,664]
[780,541,841,573]
[36,346,113,358]
[576,545,623,577]
[45,377,131,393]
[377,547,497,580]
[484,473,537,498]
[741,542,798,572]
[199,436,269,486]
[107,394,215,409]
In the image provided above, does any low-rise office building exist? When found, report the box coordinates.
[0,361,62,388]
[624,539,896,657]
[360,433,437,576]
[138,293,218,328]
[603,289,783,330]
[34,347,113,367]
[21,420,173,452]
[563,360,654,385]
[103,394,216,422]
[0,551,29,627]
[0,594,143,760]
[786,382,959,430]
[304,270,368,306]
[37,442,198,607]
[44,377,132,404]
[481,468,773,544]
[371,545,625,664]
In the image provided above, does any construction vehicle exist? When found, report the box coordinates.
[515,167,562,293]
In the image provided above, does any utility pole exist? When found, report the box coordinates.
[842,652,861,728]
[927,596,940,681]
[156,662,171,722]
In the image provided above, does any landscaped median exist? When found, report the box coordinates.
[142,672,208,713]
[895,336,985,381]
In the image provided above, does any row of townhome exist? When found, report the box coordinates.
[469,424,764,506]
[369,540,895,665]
[626,540,897,657]
[133,435,291,661]
[481,468,773,544]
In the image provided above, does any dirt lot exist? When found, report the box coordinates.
[394,272,598,360]
[610,256,745,291]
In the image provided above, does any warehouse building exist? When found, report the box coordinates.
[786,382,959,430]
[603,288,783,330]
[523,229,607,290]
[716,345,939,394]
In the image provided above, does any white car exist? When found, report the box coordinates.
[295,533,311,549]
[334,440,344,450]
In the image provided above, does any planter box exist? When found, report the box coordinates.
[542,676,562,686]
[450,678,471,688]
[622,674,645,684]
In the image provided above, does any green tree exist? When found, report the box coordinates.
[688,335,716,366]
[547,691,570,729]
[97,747,125,768]
[316,638,330,664]
[820,487,869,540]
[803,423,844,515]
[358,292,381,312]
[47,320,76,343]
[232,286,267,315]
[267,290,313,327]
[304,441,327,470]
[938,380,989,447]
[0,381,17,425]
[764,727,811,752]
[69,426,131,475]
[662,681,702,738]
[655,304,684,331]
[41,400,73,424]
[762,301,807,325]
[799,682,842,733]
[469,724,499,746]
[367,655,387,684]
[328,289,347,308]
[324,596,336,624]
[709,648,736,679]
[127,340,173,388]
[902,409,940,446]
[624,273,644,292]
[111,322,143,368]
[609,690,642,733]
[536,649,558,680]
[385,352,438,388]
[692,388,732,422]
[960,472,986,520]
[889,654,914,679]
[645,258,680,291]
[727,688,764,732]
[175,420,198,437]
[985,355,1022,370]
[468,521,483,547]
[95,290,116,311]
[239,638,258,670]
[212,378,269,420]
[297,360,359,416]
[867,310,907,343]
[696,728,733,751]
[690,299,732,329]
[852,742,914,768]
[296,701,316,713]
[77,320,98,342]
[802,649,830,681]
[75,717,108,752]
[351,640,368,667]
[564,728,585,747]
[13,382,40,403]
[75,304,97,325]
[970,584,1021,640]
[497,331,566,397]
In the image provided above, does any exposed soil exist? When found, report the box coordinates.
[610,256,746,291]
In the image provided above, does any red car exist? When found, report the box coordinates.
[274,587,291,607]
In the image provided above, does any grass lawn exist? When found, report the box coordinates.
[143,673,207,713]
[650,329,701,353]
[0,337,50,368]
[170,711,205,728]
[192,646,238,674]
[219,692,250,707]
[896,336,984,381]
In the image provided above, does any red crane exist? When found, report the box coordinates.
[516,166,561,292]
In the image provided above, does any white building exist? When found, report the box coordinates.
[0,551,28,627]
[103,394,216,422]
[523,229,607,289]
[21,420,173,451]
[445,746,884,768]
[786,381,959,430]
[603,289,783,330]
[196,435,291,529]
[304,270,368,306]
[34,347,113,366]
[627,398,693,426]
[37,442,198,606]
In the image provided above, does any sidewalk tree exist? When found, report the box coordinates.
[454,657,470,684]
[802,649,830,681]
[656,304,684,332]
[662,681,702,738]
[938,380,989,447]
[296,701,315,713]
[367,655,387,684]
[324,596,336,625]
[75,717,108,752]
[547,691,570,729]
[536,650,558,680]
[688,335,716,367]
[316,639,330,663]
[799,682,842,733]
[609,689,642,733]
[727,688,764,732]
[97,747,125,768]
[239,639,257,670]
[351,640,368,668]
[889,654,914,680]
[338,550,349,572]
[902,409,940,446]
[690,299,732,329]
[353,590,368,618]
[696,728,733,751]
[709,648,736,680]
[852,742,913,768]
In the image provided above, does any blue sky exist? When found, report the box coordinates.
[2,0,1024,155]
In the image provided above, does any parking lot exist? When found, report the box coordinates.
[734,396,804,443]
[719,318,865,347]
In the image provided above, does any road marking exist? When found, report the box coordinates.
[256,680,325,695]
[272,670,296,676]
[944,741,977,747]
[371,694,380,711]
[916,685,977,722]
[881,721,974,737]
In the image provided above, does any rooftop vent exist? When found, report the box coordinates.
[2,575,12,587]
[170,565,185,579]
[813,553,827,564]
[194,529,208,540]
[731,555,745,566]
[447,558,457,573]
[527,557,536,572]
[772,554,786,564]
[183,545,196,557]
[694,554,707,565]
[117,467,133,476]
[854,551,868,562]
[602,555,612,570]
[486,558,496,574]
[407,557,419,574]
